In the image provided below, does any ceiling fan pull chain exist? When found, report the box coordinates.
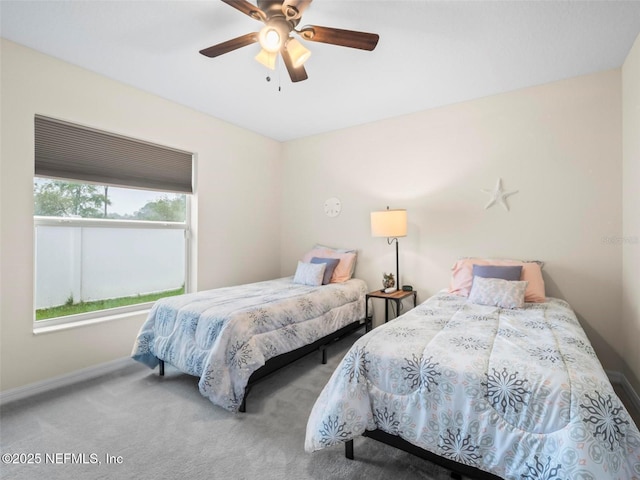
[277,53,282,92]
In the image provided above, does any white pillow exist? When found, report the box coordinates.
[293,261,326,286]
[468,276,528,309]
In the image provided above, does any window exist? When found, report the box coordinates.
[34,116,193,327]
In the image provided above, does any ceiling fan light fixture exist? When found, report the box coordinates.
[254,48,277,70]
[258,18,290,53]
[262,28,281,51]
[286,38,311,68]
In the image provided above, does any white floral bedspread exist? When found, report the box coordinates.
[132,277,367,412]
[305,291,640,480]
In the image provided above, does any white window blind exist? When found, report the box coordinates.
[35,115,193,193]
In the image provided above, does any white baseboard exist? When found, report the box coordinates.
[0,356,135,406]
[607,369,640,414]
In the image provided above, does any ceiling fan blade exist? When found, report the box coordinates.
[199,32,259,58]
[221,0,266,22]
[298,26,379,51]
[281,48,308,82]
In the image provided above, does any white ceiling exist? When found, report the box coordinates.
[2,1,640,141]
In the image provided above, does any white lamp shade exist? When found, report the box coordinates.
[286,38,311,67]
[370,209,407,238]
[255,48,277,69]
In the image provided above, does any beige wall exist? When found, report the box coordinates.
[1,36,635,395]
[281,70,625,372]
[622,34,640,392]
[0,39,283,392]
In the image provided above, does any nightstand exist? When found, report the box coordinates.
[365,289,417,330]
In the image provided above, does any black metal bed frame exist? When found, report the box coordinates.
[345,429,502,480]
[158,317,369,412]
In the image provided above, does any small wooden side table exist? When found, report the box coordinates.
[365,289,418,329]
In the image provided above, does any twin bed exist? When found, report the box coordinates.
[131,245,368,412]
[132,253,640,479]
[305,258,640,479]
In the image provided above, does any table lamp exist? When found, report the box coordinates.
[370,207,407,292]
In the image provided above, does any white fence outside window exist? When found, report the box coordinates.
[35,218,185,310]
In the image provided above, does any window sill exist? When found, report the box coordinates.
[33,308,150,335]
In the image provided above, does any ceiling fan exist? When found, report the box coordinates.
[199,0,380,82]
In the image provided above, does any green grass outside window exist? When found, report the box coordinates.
[36,287,185,321]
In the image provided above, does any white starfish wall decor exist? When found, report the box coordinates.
[482,178,518,211]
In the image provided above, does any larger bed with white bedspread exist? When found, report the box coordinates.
[305,290,640,479]
[132,276,367,412]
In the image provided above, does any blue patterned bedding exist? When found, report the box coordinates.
[305,291,640,479]
[132,277,367,412]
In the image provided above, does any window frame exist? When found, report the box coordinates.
[32,114,195,331]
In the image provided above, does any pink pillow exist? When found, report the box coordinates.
[448,258,545,303]
[302,248,356,283]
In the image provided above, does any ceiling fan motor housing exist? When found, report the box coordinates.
[257,0,305,25]
[281,0,312,20]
